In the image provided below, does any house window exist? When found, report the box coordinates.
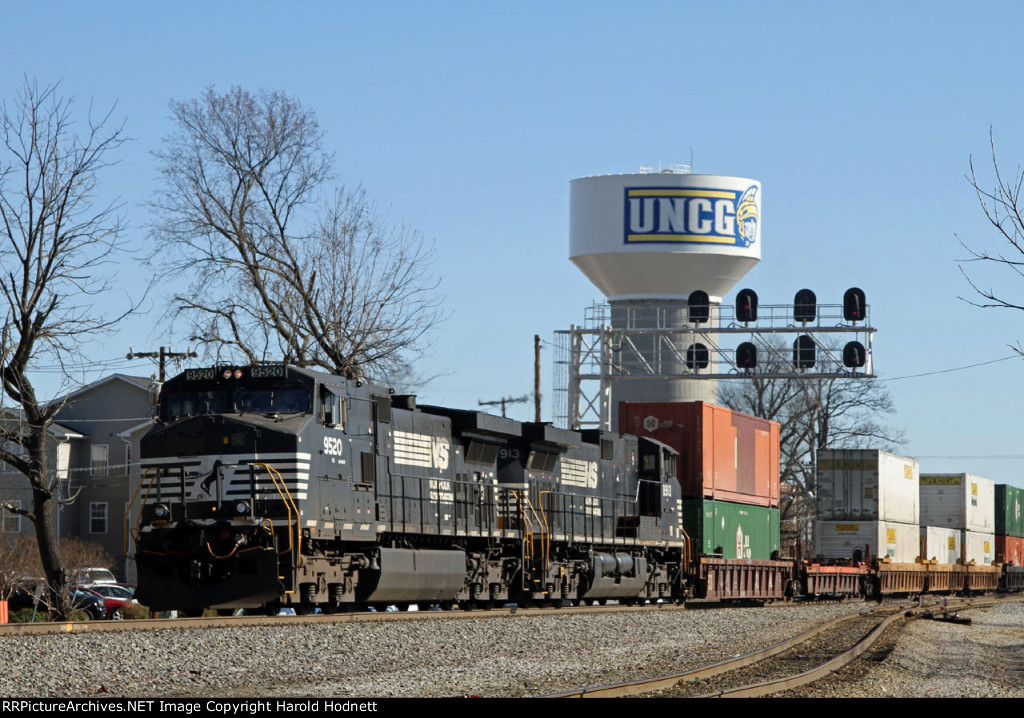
[91,445,109,476]
[90,502,108,534]
[1,501,20,533]
[2,441,22,473]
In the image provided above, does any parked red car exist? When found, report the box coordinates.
[74,585,135,620]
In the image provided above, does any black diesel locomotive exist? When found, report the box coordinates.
[131,364,685,614]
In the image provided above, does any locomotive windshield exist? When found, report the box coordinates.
[160,384,310,421]
[237,387,309,414]
[161,389,232,419]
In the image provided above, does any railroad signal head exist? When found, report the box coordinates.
[793,335,815,369]
[736,288,758,323]
[688,290,710,324]
[686,343,710,370]
[843,341,867,368]
[736,342,757,370]
[844,287,866,322]
[794,289,817,323]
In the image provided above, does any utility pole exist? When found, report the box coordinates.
[126,346,198,382]
[534,335,542,422]
[478,394,529,418]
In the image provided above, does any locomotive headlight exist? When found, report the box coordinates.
[234,500,250,516]
[233,369,243,379]
[222,369,233,379]
[153,504,170,520]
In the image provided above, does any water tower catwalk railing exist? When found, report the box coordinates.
[553,299,876,431]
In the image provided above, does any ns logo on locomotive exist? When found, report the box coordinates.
[130,363,686,615]
[624,184,759,247]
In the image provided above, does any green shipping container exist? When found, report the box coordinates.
[682,499,781,560]
[995,484,1024,538]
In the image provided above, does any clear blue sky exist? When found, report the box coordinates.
[4,1,1023,485]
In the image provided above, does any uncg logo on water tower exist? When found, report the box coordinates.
[623,185,758,247]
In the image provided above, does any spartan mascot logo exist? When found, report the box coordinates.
[736,185,758,248]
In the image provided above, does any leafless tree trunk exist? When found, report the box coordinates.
[959,128,1024,356]
[151,87,442,381]
[0,78,130,620]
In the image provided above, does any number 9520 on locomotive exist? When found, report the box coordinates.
[130,364,685,615]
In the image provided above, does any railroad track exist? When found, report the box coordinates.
[0,600,690,636]
[544,595,1018,698]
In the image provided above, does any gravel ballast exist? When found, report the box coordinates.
[0,603,862,698]
[3,600,1022,698]
[782,600,1024,698]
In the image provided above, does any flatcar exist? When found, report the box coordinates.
[129,364,686,614]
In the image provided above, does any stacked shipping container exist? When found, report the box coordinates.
[920,474,995,565]
[618,401,781,561]
[995,484,1024,565]
[815,449,920,563]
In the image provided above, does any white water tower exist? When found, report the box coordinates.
[569,168,762,424]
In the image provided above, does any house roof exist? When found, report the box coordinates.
[0,409,84,440]
[50,374,153,406]
[117,419,156,438]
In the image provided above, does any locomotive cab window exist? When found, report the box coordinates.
[526,450,558,473]
[237,386,309,414]
[466,440,499,465]
[321,387,345,429]
[663,450,676,480]
[162,389,232,421]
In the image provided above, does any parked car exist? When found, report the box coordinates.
[76,584,137,620]
[67,589,108,620]
[72,567,118,585]
[9,581,107,620]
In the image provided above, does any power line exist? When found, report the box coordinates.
[881,354,1020,382]
[126,346,197,382]
[916,455,1024,460]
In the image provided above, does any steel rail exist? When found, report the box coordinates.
[545,596,1013,698]
[0,599,688,637]
[697,596,1005,698]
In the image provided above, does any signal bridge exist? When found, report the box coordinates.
[553,289,875,431]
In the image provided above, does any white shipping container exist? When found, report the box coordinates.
[817,449,919,524]
[816,519,920,563]
[920,474,995,532]
[920,526,961,564]
[963,530,995,565]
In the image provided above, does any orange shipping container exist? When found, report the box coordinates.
[996,535,1024,565]
[619,401,780,507]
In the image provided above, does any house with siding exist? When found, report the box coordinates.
[0,374,155,581]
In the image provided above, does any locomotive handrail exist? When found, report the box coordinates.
[537,491,553,572]
[125,466,162,555]
[511,490,531,562]
[248,462,302,566]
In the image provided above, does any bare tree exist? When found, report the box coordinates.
[959,129,1024,355]
[151,87,442,380]
[720,342,906,555]
[0,78,129,619]
[0,534,41,602]
[0,534,111,601]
